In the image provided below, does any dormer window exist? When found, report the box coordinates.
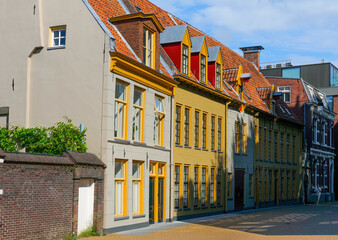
[200,55,206,83]
[182,44,189,75]
[216,63,221,89]
[143,28,154,68]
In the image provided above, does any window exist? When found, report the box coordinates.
[217,117,222,151]
[211,116,216,150]
[313,119,317,143]
[154,96,165,146]
[183,165,189,208]
[201,167,207,206]
[0,106,9,129]
[50,26,66,47]
[175,105,182,145]
[202,113,207,149]
[268,130,272,160]
[115,81,128,139]
[316,120,321,144]
[274,131,278,161]
[259,127,263,158]
[216,168,221,205]
[292,171,296,198]
[282,67,300,79]
[292,136,296,163]
[242,123,247,154]
[324,123,328,145]
[174,165,181,209]
[249,174,253,197]
[263,129,267,159]
[195,111,200,148]
[280,170,284,199]
[115,160,126,216]
[194,166,199,207]
[132,162,143,214]
[269,170,272,200]
[280,133,284,162]
[182,44,189,75]
[210,168,215,205]
[277,86,291,103]
[286,171,290,199]
[286,134,290,162]
[184,107,190,146]
[133,88,144,142]
[143,28,154,68]
[227,173,233,199]
[216,63,221,89]
[200,54,206,83]
[235,121,240,154]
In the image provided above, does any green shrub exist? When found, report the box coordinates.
[77,225,100,238]
[0,117,87,155]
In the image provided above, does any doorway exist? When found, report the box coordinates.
[235,169,245,211]
[149,161,166,223]
[77,179,94,234]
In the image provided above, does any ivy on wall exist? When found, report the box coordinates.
[0,117,87,155]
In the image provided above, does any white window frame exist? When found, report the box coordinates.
[277,86,291,103]
[51,27,66,47]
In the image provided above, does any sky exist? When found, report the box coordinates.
[150,0,338,67]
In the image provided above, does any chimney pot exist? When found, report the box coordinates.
[239,46,264,69]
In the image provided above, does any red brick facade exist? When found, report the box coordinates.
[0,151,105,240]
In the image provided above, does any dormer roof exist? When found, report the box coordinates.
[191,36,206,53]
[160,25,189,44]
[208,46,221,62]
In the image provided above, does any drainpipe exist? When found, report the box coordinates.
[224,101,230,212]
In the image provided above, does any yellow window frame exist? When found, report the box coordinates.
[114,159,127,216]
[174,164,182,209]
[175,104,183,145]
[201,166,207,206]
[202,112,208,150]
[200,54,207,83]
[154,96,165,146]
[217,117,223,151]
[143,26,155,69]
[193,165,200,207]
[184,107,191,147]
[242,123,247,154]
[132,161,143,215]
[115,80,129,140]
[210,167,216,205]
[211,115,216,151]
[183,165,190,208]
[133,87,145,142]
[235,121,240,154]
[194,110,201,148]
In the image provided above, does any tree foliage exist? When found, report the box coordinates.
[0,117,87,155]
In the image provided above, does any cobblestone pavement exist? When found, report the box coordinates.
[88,202,338,240]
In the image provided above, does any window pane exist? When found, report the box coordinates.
[115,161,123,178]
[54,30,59,37]
[134,89,142,106]
[155,97,164,113]
[118,103,124,138]
[115,181,123,215]
[60,30,66,37]
[133,163,140,179]
[54,39,59,46]
[60,37,66,46]
[133,181,139,213]
[116,82,126,101]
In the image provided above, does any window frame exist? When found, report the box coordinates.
[216,63,221,90]
[242,123,247,154]
[201,166,207,206]
[184,107,191,147]
[143,27,155,68]
[114,81,129,140]
[194,110,201,149]
[175,104,183,146]
[154,96,165,146]
[217,117,223,152]
[193,166,200,207]
[235,121,240,154]
[216,168,222,205]
[132,87,145,142]
[49,26,66,48]
[277,86,291,103]
[202,112,208,150]
[183,165,190,208]
[200,54,206,83]
[114,159,127,216]
[210,167,216,205]
[174,164,181,209]
[211,115,216,151]
[132,161,143,215]
[182,44,189,75]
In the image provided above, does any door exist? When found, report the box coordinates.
[158,178,164,222]
[235,169,245,211]
[274,170,278,205]
[149,177,155,224]
[77,179,94,234]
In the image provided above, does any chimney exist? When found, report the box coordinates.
[239,46,264,69]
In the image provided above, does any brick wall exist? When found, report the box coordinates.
[0,151,105,240]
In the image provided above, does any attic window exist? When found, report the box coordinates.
[216,63,221,89]
[143,28,154,68]
[182,44,189,75]
[200,54,206,83]
[277,86,291,103]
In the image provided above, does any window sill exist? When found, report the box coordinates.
[202,148,209,151]
[175,144,183,148]
[184,145,192,149]
[183,207,191,211]
[211,150,217,152]
[154,145,165,150]
[201,206,208,209]
[193,207,200,210]
[218,151,223,153]
[132,214,146,219]
[195,147,201,150]
[210,205,216,208]
[174,208,182,212]
[47,46,65,51]
[217,204,223,208]
[114,216,129,221]
[133,141,146,146]
[114,138,130,144]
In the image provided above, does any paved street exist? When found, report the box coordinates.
[88,202,338,240]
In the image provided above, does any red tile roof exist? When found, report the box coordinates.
[88,0,275,113]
